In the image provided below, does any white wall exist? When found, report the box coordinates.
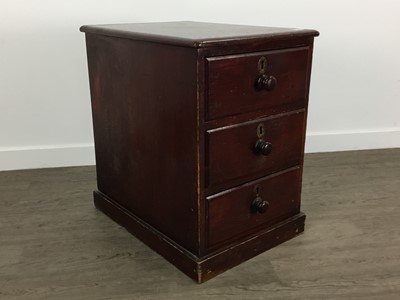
[1,0,399,170]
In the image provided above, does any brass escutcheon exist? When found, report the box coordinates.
[258,56,267,74]
[257,123,265,138]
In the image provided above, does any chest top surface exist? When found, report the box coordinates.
[80,21,319,48]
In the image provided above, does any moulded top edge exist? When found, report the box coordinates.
[80,21,319,48]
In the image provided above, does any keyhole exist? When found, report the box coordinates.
[258,57,267,73]
[254,185,260,195]
[257,123,265,138]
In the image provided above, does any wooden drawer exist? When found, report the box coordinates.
[206,111,305,190]
[207,167,302,248]
[206,47,309,120]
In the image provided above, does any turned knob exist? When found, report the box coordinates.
[251,196,269,214]
[255,74,277,91]
[254,139,272,155]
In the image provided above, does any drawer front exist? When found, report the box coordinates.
[207,168,302,248]
[206,47,309,120]
[206,111,304,189]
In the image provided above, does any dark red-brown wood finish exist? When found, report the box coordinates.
[206,111,305,192]
[206,47,309,120]
[81,21,319,283]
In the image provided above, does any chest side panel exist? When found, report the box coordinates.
[85,34,200,254]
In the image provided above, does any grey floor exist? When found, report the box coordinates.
[1,149,400,300]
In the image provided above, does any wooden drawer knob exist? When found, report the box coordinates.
[254,139,273,155]
[255,74,277,91]
[251,196,269,214]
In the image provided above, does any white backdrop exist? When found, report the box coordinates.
[1,0,400,170]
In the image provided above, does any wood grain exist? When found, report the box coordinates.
[206,110,305,192]
[80,21,319,49]
[1,148,400,299]
[206,167,302,248]
[85,33,200,254]
[206,47,309,120]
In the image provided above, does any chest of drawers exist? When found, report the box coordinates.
[81,21,318,283]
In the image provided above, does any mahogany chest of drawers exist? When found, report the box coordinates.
[81,21,318,283]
